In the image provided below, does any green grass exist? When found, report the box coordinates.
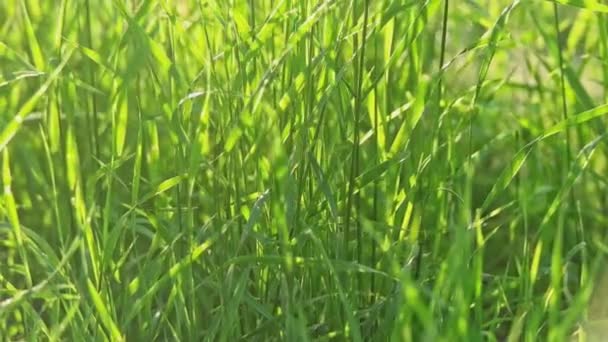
[2,0,608,340]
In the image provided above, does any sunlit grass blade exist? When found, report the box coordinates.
[0,48,73,152]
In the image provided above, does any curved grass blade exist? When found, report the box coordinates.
[0,48,74,153]
[87,279,124,341]
[482,103,608,210]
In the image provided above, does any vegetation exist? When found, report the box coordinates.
[2,0,608,340]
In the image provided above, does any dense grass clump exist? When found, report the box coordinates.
[3,0,608,340]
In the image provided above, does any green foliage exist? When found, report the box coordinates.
[2,0,608,340]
